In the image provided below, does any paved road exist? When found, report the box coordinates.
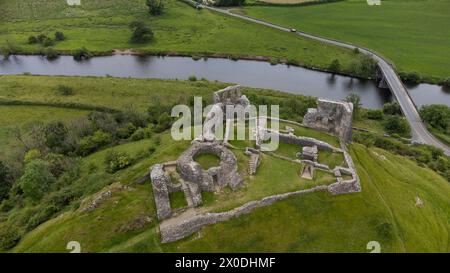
[202,5,450,155]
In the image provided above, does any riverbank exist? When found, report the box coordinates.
[0,0,369,81]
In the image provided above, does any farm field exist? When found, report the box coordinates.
[239,0,450,83]
[0,0,361,76]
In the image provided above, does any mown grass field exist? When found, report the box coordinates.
[11,142,450,252]
[0,0,360,74]
[239,0,450,83]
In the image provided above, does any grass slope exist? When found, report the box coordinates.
[240,0,450,82]
[0,0,360,75]
[11,143,450,252]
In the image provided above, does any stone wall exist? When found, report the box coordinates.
[160,185,328,243]
[150,164,172,220]
[264,129,336,151]
[303,99,353,142]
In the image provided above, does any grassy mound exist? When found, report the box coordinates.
[10,141,450,253]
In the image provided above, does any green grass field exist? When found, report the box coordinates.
[239,0,450,83]
[11,143,450,252]
[0,0,363,76]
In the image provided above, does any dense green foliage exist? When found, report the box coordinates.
[146,0,165,16]
[129,21,154,43]
[420,104,450,146]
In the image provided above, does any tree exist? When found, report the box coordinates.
[383,101,402,116]
[383,115,411,137]
[44,121,69,153]
[442,77,450,87]
[54,31,66,41]
[19,160,56,202]
[328,59,341,73]
[129,21,154,43]
[146,0,164,16]
[420,104,450,131]
[0,161,12,201]
[345,93,362,113]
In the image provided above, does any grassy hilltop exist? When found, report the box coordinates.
[0,75,448,253]
[239,0,450,83]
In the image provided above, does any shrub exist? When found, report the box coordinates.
[0,225,21,250]
[78,130,112,155]
[44,121,69,153]
[42,38,54,47]
[37,34,48,43]
[56,85,74,96]
[24,149,41,163]
[366,109,383,120]
[116,122,137,139]
[345,93,362,113]
[383,101,402,116]
[328,59,341,73]
[129,21,154,43]
[399,71,421,84]
[146,0,164,16]
[383,116,411,137]
[54,31,66,41]
[131,127,152,141]
[104,150,132,173]
[420,104,450,131]
[442,77,450,87]
[42,47,59,60]
[0,161,12,202]
[19,160,56,202]
[28,35,38,44]
[188,75,197,81]
[73,47,93,61]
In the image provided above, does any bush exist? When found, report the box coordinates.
[28,35,38,44]
[54,31,66,41]
[129,21,154,43]
[0,225,21,250]
[399,71,421,84]
[24,149,41,163]
[42,38,54,47]
[73,47,93,61]
[188,75,197,81]
[328,59,341,73]
[19,160,56,202]
[442,77,450,87]
[116,122,137,139]
[56,85,74,96]
[42,47,59,60]
[420,104,450,131]
[104,150,132,173]
[383,101,402,116]
[0,161,12,202]
[44,121,69,153]
[78,130,112,155]
[146,0,164,16]
[131,126,152,141]
[366,109,383,120]
[383,116,411,137]
[349,55,377,78]
[345,93,362,113]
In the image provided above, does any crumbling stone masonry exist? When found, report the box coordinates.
[177,141,243,205]
[150,164,172,220]
[303,99,353,142]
